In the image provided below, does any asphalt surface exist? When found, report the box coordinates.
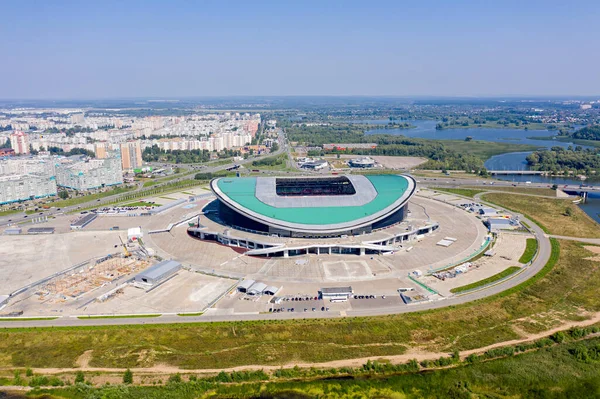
[1,185,552,328]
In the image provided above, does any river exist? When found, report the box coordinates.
[346,119,600,223]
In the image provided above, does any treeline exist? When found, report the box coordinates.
[526,146,600,173]
[287,123,369,145]
[329,135,487,172]
[571,125,600,140]
[44,126,94,135]
[142,145,240,164]
[47,146,95,157]
[288,124,486,171]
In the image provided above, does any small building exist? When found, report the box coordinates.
[300,160,328,170]
[485,218,518,232]
[4,226,21,235]
[128,227,143,241]
[134,260,181,286]
[319,286,353,299]
[237,279,256,293]
[70,213,97,230]
[27,227,55,235]
[478,207,498,217]
[348,157,375,168]
[247,282,267,296]
[264,286,280,296]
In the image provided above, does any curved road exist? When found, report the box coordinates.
[2,192,552,328]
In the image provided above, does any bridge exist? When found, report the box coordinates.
[488,170,548,175]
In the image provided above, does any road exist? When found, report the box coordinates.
[2,191,552,328]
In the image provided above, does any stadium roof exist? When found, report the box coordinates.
[211,174,415,233]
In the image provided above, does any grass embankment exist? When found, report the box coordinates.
[431,187,485,198]
[450,266,521,294]
[32,334,600,398]
[6,239,600,372]
[52,186,136,208]
[519,238,539,264]
[467,185,557,196]
[482,192,600,238]
[437,140,540,161]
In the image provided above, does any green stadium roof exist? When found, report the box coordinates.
[213,174,412,227]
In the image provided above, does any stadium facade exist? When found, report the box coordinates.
[188,174,439,257]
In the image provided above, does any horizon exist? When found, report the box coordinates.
[2,1,600,99]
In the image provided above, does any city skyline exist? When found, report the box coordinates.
[2,0,600,98]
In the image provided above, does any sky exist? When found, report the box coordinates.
[1,0,600,99]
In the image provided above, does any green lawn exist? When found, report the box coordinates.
[519,238,539,264]
[450,266,521,294]
[482,192,600,238]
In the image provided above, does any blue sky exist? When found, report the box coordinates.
[1,0,599,98]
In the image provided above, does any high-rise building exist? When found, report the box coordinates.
[0,157,57,204]
[10,131,30,154]
[119,141,143,171]
[55,155,123,191]
[70,113,85,124]
[95,142,108,159]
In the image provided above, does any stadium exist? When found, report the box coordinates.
[188,174,439,257]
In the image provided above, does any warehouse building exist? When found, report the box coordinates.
[319,286,353,300]
[70,213,98,230]
[134,260,181,286]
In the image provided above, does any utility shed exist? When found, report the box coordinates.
[320,286,353,299]
[27,227,55,235]
[4,226,21,235]
[247,282,267,295]
[237,279,255,293]
[134,260,181,286]
[264,286,280,295]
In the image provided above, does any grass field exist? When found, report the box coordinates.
[5,239,600,372]
[52,186,136,208]
[431,187,485,198]
[466,185,557,196]
[28,334,600,398]
[450,266,521,294]
[482,192,600,238]
[519,238,538,264]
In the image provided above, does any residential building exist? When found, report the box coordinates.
[10,131,29,154]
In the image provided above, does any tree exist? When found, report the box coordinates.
[75,371,85,384]
[552,184,558,191]
[0,138,10,148]
[58,190,69,200]
[465,136,473,142]
[123,368,133,384]
[564,207,573,217]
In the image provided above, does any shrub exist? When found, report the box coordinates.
[75,371,85,384]
[168,373,182,384]
[123,369,133,384]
